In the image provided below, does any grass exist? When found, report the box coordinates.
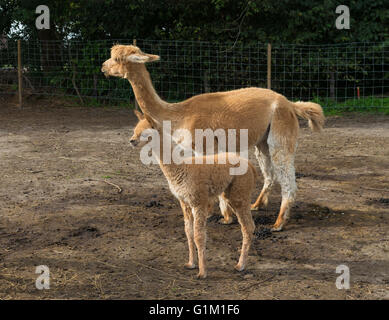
[3,82,388,116]
[310,96,389,116]
[57,95,134,109]
[54,95,389,115]
[45,95,389,116]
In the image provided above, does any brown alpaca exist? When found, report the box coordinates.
[102,45,325,231]
[129,111,256,279]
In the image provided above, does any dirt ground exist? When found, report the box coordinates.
[0,95,388,300]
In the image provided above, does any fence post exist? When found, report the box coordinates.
[17,39,22,108]
[267,43,271,89]
[133,38,139,110]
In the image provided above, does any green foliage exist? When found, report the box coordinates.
[2,0,388,43]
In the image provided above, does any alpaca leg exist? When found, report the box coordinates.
[193,206,208,279]
[266,102,299,231]
[269,144,297,232]
[218,193,234,224]
[227,195,255,271]
[234,208,255,271]
[224,172,255,272]
[272,193,295,232]
[251,143,274,210]
[179,200,196,269]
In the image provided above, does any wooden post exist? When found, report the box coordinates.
[17,40,22,108]
[267,43,271,90]
[133,38,139,110]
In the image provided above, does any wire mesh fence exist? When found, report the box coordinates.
[271,42,388,108]
[0,39,388,109]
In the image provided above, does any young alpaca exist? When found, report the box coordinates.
[102,44,325,231]
[130,111,256,279]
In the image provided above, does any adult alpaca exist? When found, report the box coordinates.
[102,45,325,231]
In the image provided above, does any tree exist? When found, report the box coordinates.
[2,0,387,43]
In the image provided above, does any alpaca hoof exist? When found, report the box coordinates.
[184,262,196,269]
[218,217,233,225]
[234,264,245,272]
[250,205,259,211]
[196,272,207,279]
[271,224,283,232]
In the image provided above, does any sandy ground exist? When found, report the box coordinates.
[0,95,388,299]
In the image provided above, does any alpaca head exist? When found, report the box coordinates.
[129,110,155,147]
[101,45,160,79]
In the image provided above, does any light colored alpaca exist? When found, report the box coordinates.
[102,44,325,231]
[129,111,256,279]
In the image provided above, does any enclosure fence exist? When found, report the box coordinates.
[0,39,388,109]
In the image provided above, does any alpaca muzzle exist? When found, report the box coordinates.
[129,139,139,147]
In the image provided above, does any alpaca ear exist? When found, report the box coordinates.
[133,109,144,120]
[145,54,160,62]
[127,54,150,63]
[143,113,157,128]
[126,53,160,64]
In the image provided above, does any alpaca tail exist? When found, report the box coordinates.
[292,101,325,132]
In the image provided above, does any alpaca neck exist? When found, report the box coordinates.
[153,129,183,181]
[127,64,177,121]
